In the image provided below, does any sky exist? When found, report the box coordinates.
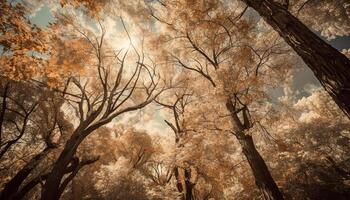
[29,3,55,26]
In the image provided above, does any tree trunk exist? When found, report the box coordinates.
[241,0,350,118]
[226,99,283,200]
[0,147,51,200]
[237,134,284,200]
[41,133,84,200]
[184,168,194,200]
[13,160,86,200]
[174,167,194,200]
[11,173,49,200]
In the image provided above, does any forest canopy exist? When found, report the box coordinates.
[0,0,350,200]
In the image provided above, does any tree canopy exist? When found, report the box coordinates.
[0,0,349,200]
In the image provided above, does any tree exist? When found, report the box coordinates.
[40,16,165,199]
[115,128,160,170]
[155,88,198,200]
[2,1,350,199]
[287,0,350,40]
[0,4,109,197]
[0,1,49,81]
[63,127,117,200]
[239,0,350,118]
[60,0,350,115]
[145,1,291,198]
[155,80,243,200]
[105,175,151,200]
[256,89,350,199]
[0,79,65,200]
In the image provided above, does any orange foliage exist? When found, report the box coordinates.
[0,2,49,80]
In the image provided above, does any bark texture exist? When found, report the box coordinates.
[237,134,284,200]
[41,123,100,200]
[0,147,51,200]
[241,0,350,118]
[41,127,88,200]
[41,130,86,200]
[226,98,284,200]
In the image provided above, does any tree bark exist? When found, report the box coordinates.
[174,167,194,200]
[41,132,84,200]
[226,99,284,200]
[237,134,284,200]
[11,173,49,200]
[41,120,102,200]
[241,0,350,118]
[0,147,51,200]
[11,157,91,200]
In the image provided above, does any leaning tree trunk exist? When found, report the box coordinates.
[0,147,51,200]
[226,99,284,200]
[241,0,350,118]
[41,132,84,200]
[11,173,49,200]
[237,133,284,200]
